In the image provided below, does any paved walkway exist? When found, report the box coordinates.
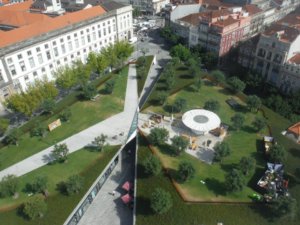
[77,151,135,225]
[0,64,138,180]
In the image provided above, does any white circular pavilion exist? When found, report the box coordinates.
[182,109,221,135]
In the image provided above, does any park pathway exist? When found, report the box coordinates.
[0,64,138,180]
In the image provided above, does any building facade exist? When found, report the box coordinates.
[0,0,133,102]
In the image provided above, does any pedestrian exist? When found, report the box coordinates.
[112,190,116,196]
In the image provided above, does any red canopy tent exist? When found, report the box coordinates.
[121,194,132,204]
[122,181,133,191]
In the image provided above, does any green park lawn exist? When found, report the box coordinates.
[0,67,128,171]
[137,65,300,223]
[137,55,154,96]
[143,79,267,201]
[0,145,119,225]
[136,136,299,225]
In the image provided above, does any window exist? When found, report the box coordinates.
[57,60,60,65]
[7,58,12,64]
[80,30,84,35]
[33,71,37,77]
[86,28,89,33]
[9,65,16,76]
[37,53,43,64]
[74,33,77,37]
[53,41,57,45]
[67,35,71,40]
[44,44,49,49]
[46,51,51,60]
[41,67,45,72]
[24,75,29,81]
[108,27,111,34]
[54,47,59,57]
[98,30,101,38]
[27,51,32,56]
[36,47,41,52]
[103,28,106,36]
[71,54,74,59]
[87,35,91,43]
[92,32,96,41]
[81,36,85,45]
[61,44,66,54]
[60,38,64,43]
[92,26,95,30]
[64,57,67,62]
[68,42,73,51]
[29,57,35,68]
[19,61,26,72]
[83,48,87,53]
[49,64,53,69]
[17,54,22,60]
[75,39,79,48]
[77,51,80,56]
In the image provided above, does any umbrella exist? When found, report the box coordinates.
[121,194,132,204]
[122,181,133,191]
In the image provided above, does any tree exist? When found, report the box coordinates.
[92,134,107,151]
[65,175,84,195]
[150,188,172,214]
[172,98,187,113]
[178,161,195,182]
[114,41,134,65]
[30,124,46,138]
[239,157,256,175]
[171,57,180,66]
[269,144,286,163]
[247,95,261,112]
[148,128,169,146]
[202,52,218,70]
[41,99,55,115]
[133,7,141,18]
[4,128,21,146]
[270,196,297,218]
[23,195,47,220]
[227,76,245,93]
[225,169,245,193]
[194,78,202,92]
[82,83,97,100]
[170,44,191,62]
[165,75,175,91]
[54,65,77,91]
[143,155,161,176]
[156,91,168,105]
[73,60,91,87]
[30,176,48,194]
[231,113,245,130]
[59,109,72,122]
[104,80,115,94]
[189,64,200,78]
[171,135,189,156]
[34,79,58,100]
[0,174,18,197]
[252,117,266,132]
[214,142,231,162]
[51,143,69,163]
[212,70,225,85]
[204,100,220,112]
[0,118,9,135]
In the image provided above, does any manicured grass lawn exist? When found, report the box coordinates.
[141,64,201,110]
[0,67,128,170]
[0,145,119,225]
[136,136,299,225]
[144,80,267,201]
[137,55,154,96]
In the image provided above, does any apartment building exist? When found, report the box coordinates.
[0,0,133,102]
[252,14,300,93]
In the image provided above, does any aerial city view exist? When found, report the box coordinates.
[0,0,299,224]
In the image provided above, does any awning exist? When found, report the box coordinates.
[122,181,133,191]
[121,194,133,204]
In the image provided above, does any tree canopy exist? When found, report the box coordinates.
[178,161,195,182]
[51,143,69,163]
[204,100,220,112]
[148,128,169,146]
[23,195,47,220]
[65,175,84,195]
[212,70,225,85]
[247,95,261,112]
[231,113,245,130]
[214,142,231,162]
[269,144,286,163]
[239,157,256,175]
[170,44,191,62]
[227,76,245,93]
[143,155,162,176]
[150,188,173,214]
[225,169,245,193]
[270,196,297,218]
[171,135,189,156]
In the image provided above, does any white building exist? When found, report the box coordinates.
[0,0,133,102]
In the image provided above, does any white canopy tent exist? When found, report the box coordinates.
[182,109,221,135]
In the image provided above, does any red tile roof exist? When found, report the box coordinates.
[243,4,262,16]
[288,122,300,136]
[0,0,33,11]
[179,13,201,26]
[263,24,300,43]
[288,54,300,65]
[0,5,106,48]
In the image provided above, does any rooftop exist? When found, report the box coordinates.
[263,24,300,43]
[0,5,106,48]
[242,4,262,16]
[288,53,300,65]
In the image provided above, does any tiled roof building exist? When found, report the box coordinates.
[0,0,133,102]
